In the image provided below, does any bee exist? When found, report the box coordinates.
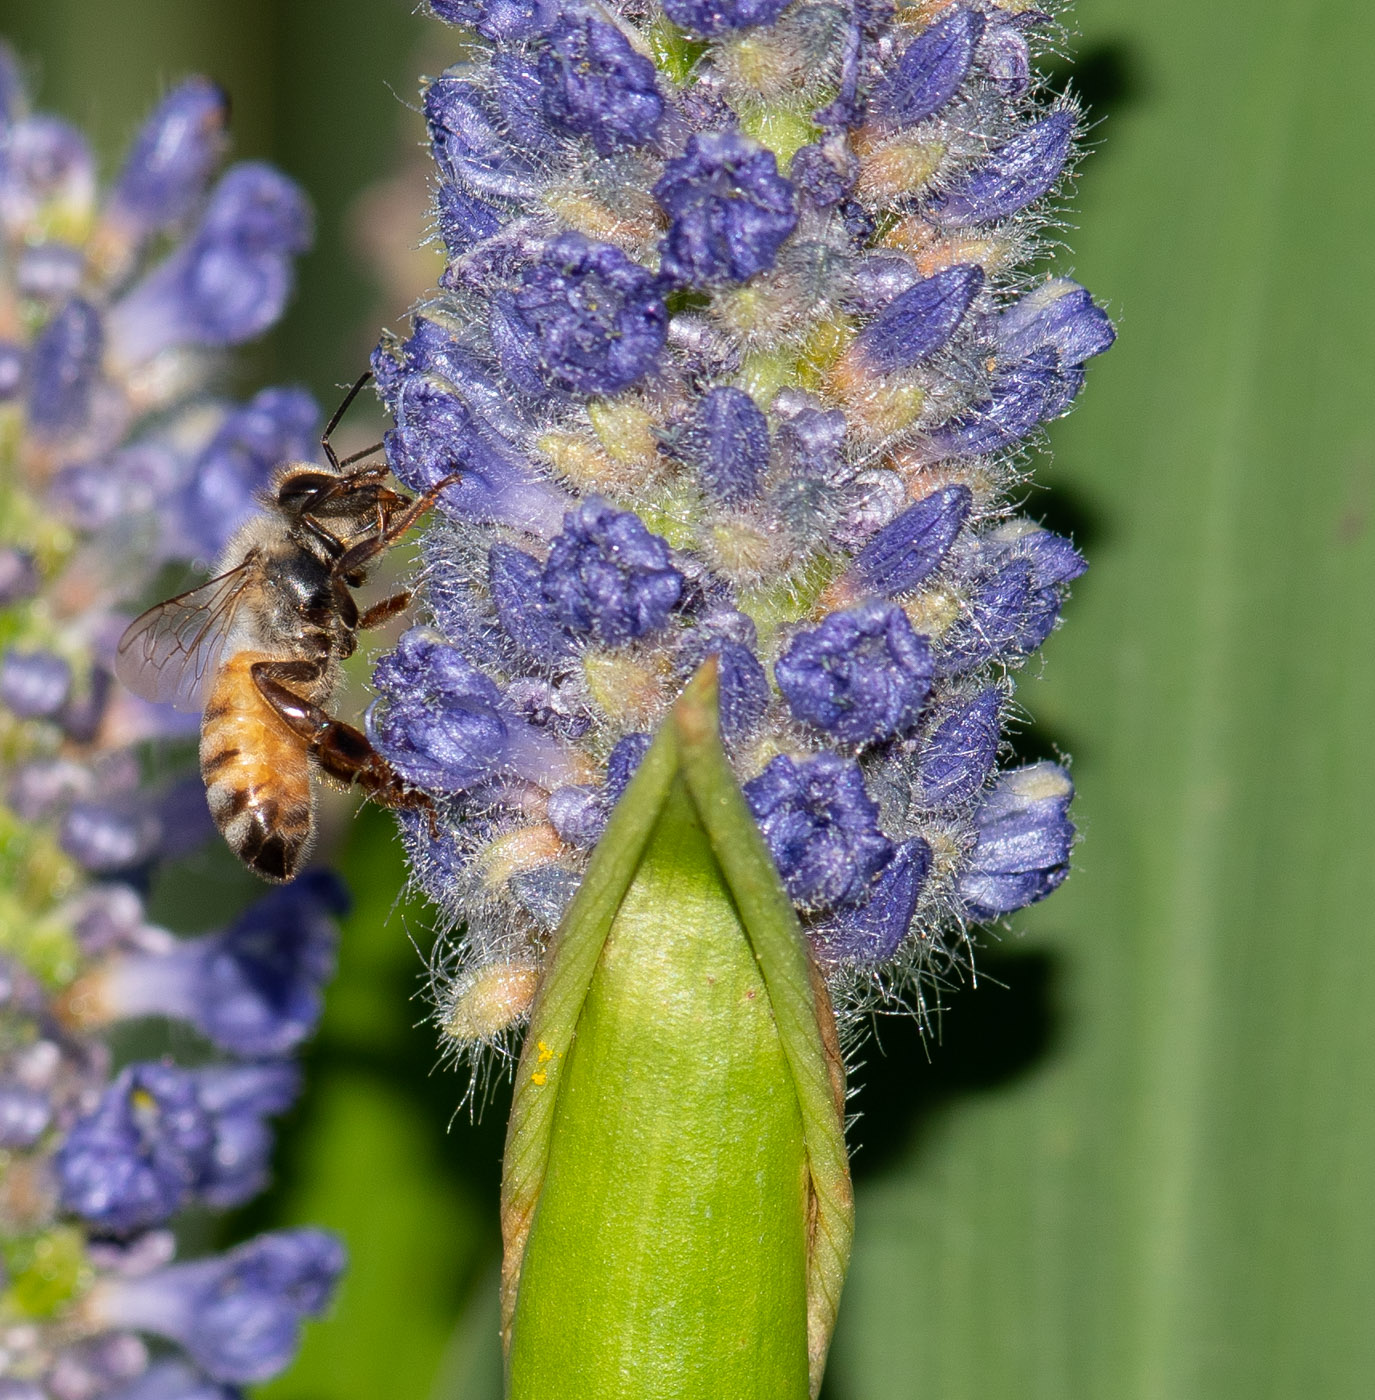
[116,374,456,882]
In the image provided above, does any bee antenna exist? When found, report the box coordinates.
[321,370,375,472]
[338,441,386,470]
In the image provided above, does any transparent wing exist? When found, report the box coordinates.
[115,563,256,712]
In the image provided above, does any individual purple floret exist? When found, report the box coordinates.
[493,233,667,396]
[811,837,932,963]
[673,386,769,502]
[745,753,894,911]
[0,649,73,720]
[25,296,103,436]
[869,6,984,128]
[912,686,1003,808]
[655,133,798,288]
[105,78,229,238]
[661,0,789,38]
[193,1061,301,1207]
[541,499,684,645]
[775,601,933,745]
[856,263,983,373]
[850,485,972,595]
[537,16,664,155]
[490,542,576,662]
[98,1360,244,1400]
[431,0,561,42]
[91,1229,345,1384]
[929,110,1075,227]
[996,278,1117,365]
[94,875,344,1056]
[424,75,539,206]
[108,162,312,363]
[958,762,1074,917]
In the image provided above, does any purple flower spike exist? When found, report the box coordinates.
[0,649,73,720]
[94,1229,345,1384]
[662,0,788,36]
[856,263,983,373]
[538,16,665,156]
[744,752,894,911]
[776,601,933,745]
[55,1063,216,1234]
[958,761,1074,917]
[490,542,575,662]
[494,233,667,397]
[812,837,931,963]
[181,387,319,559]
[107,78,229,236]
[655,133,798,288]
[109,163,312,362]
[676,385,769,503]
[929,110,1075,227]
[370,628,574,793]
[869,7,985,127]
[25,296,103,436]
[913,686,1002,807]
[851,484,972,595]
[541,499,684,645]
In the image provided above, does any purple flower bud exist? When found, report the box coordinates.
[97,1360,242,1400]
[655,132,798,288]
[25,296,103,437]
[424,75,540,206]
[0,116,93,234]
[811,837,931,962]
[980,16,1033,97]
[385,375,567,535]
[436,181,505,256]
[541,499,684,645]
[606,731,651,802]
[744,752,894,911]
[493,233,667,397]
[0,547,37,605]
[775,601,933,745]
[928,344,1078,455]
[855,263,983,373]
[773,395,847,480]
[912,685,1002,807]
[370,628,575,792]
[180,387,320,559]
[0,341,23,401]
[0,649,73,720]
[661,0,789,38]
[851,484,972,595]
[958,761,1074,917]
[493,51,560,154]
[490,543,574,662]
[869,7,984,127]
[108,78,229,236]
[673,386,769,503]
[99,874,343,1056]
[109,163,311,362]
[93,1229,345,1384]
[929,110,1075,227]
[431,0,561,41]
[547,783,608,846]
[710,640,770,741]
[996,278,1116,364]
[56,1062,216,1234]
[937,558,1033,673]
[0,1083,52,1149]
[538,16,664,156]
[790,137,858,209]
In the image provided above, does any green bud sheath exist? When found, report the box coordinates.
[502,662,853,1399]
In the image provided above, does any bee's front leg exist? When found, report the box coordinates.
[250,660,433,817]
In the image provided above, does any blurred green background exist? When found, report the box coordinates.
[7,1,1374,1396]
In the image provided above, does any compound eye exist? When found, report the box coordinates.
[276,470,337,512]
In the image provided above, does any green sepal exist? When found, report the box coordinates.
[501,662,853,1399]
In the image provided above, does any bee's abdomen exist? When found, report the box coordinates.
[201,653,313,882]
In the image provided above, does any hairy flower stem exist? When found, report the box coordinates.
[502,664,851,1398]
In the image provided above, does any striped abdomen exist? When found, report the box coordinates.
[200,652,314,882]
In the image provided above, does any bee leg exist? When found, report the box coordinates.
[251,661,435,820]
[331,472,463,578]
[358,592,412,630]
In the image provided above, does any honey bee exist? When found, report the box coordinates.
[116,374,456,882]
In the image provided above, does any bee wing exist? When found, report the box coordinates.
[115,563,256,712]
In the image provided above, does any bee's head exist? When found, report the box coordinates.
[274,466,341,516]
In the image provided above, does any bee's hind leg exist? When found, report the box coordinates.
[250,660,434,820]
